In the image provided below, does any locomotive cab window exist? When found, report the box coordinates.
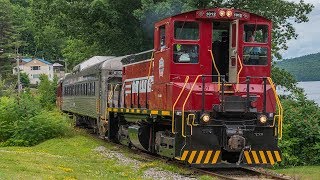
[244,24,268,43]
[173,44,199,63]
[159,25,166,50]
[243,46,268,65]
[174,21,199,40]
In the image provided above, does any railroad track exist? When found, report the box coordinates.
[84,128,292,180]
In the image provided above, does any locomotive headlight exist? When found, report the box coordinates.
[259,115,267,124]
[219,10,226,17]
[226,10,233,17]
[201,114,210,123]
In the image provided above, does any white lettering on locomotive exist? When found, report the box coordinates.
[124,76,154,94]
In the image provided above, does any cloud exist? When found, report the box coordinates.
[282,0,320,58]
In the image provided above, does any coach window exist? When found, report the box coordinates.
[88,83,91,96]
[243,24,268,43]
[86,83,88,96]
[173,44,199,63]
[174,21,199,40]
[243,47,268,65]
[93,82,96,95]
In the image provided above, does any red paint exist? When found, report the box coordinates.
[122,8,276,114]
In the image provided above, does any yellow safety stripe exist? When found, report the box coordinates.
[244,150,282,165]
[274,151,282,162]
[212,151,221,164]
[266,151,275,165]
[251,151,260,164]
[188,151,197,164]
[178,150,221,164]
[107,108,172,116]
[204,150,213,164]
[181,151,189,161]
[244,151,252,164]
[259,151,267,164]
[196,151,205,164]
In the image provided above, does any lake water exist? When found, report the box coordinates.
[297,81,320,105]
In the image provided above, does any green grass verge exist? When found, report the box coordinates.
[274,166,320,180]
[0,133,200,179]
[0,134,139,179]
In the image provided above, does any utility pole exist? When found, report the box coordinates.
[15,47,21,97]
[0,48,3,81]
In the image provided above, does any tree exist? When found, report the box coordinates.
[20,72,30,88]
[38,74,57,110]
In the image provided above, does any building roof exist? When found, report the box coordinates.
[22,58,52,65]
[53,63,64,67]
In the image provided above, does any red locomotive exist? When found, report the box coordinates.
[58,8,283,167]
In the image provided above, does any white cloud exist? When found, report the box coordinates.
[282,0,320,58]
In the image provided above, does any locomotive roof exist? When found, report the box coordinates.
[156,8,271,23]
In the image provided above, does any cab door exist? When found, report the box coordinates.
[229,20,239,83]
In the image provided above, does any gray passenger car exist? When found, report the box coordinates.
[61,56,124,136]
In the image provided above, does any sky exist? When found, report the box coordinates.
[282,0,320,59]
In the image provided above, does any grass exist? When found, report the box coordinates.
[274,166,320,180]
[0,133,199,179]
[0,134,139,179]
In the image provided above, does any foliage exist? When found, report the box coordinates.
[0,93,73,147]
[276,52,320,81]
[38,74,57,110]
[62,39,100,69]
[279,94,320,166]
[20,72,30,87]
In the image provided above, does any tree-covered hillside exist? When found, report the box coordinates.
[276,52,320,81]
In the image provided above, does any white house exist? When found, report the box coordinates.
[14,58,54,85]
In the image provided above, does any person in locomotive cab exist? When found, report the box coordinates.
[244,34,261,65]
[174,44,198,63]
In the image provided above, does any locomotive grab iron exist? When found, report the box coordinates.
[57,8,283,167]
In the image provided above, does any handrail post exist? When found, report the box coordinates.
[221,75,225,112]
[263,77,267,113]
[246,76,250,112]
[137,80,140,108]
[208,50,221,91]
[201,75,205,113]
[118,84,121,108]
[145,80,148,109]
[130,84,133,108]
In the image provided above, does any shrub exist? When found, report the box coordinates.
[0,94,74,147]
[279,94,320,166]
[4,110,74,146]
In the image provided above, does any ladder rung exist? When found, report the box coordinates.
[220,91,235,94]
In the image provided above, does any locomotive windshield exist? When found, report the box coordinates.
[173,44,199,63]
[243,46,268,65]
[174,21,199,40]
[243,24,268,43]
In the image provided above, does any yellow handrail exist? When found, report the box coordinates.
[267,77,283,139]
[208,50,221,91]
[147,52,154,80]
[182,75,201,137]
[236,55,243,91]
[186,114,196,136]
[172,76,189,134]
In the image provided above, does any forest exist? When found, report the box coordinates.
[0,0,314,75]
[276,52,320,81]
